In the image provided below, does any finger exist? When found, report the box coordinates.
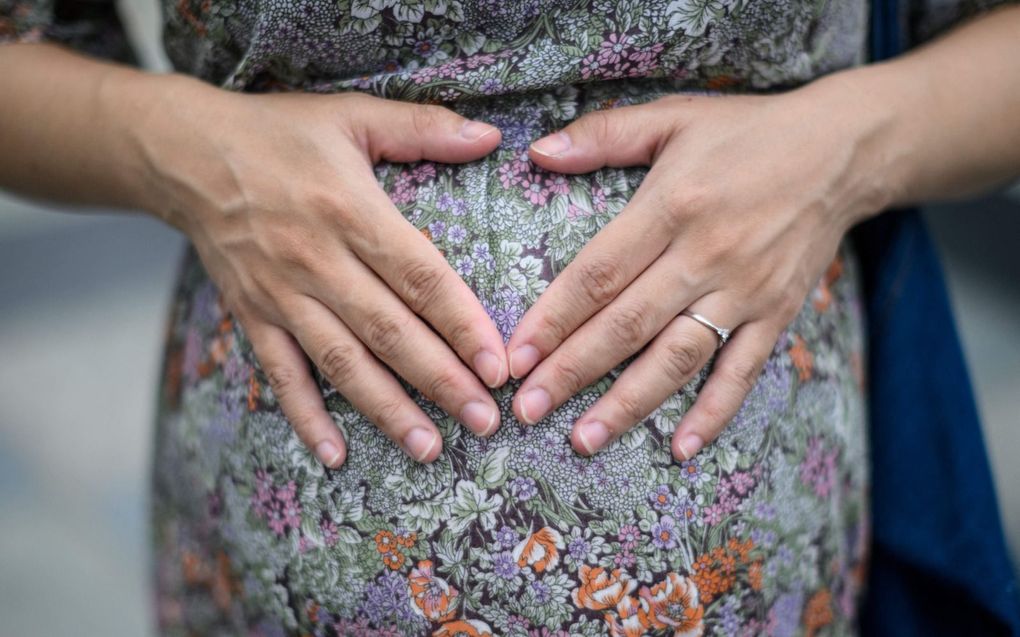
[567,300,725,455]
[242,315,348,469]
[527,97,687,172]
[506,182,675,379]
[672,319,779,462]
[346,95,502,164]
[299,252,501,438]
[343,183,509,389]
[287,295,445,463]
[511,251,707,425]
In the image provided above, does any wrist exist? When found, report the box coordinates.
[793,63,917,229]
[97,69,228,228]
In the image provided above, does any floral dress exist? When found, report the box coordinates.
[1,0,1013,635]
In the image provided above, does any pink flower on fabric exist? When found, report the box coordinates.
[544,173,570,196]
[520,173,550,206]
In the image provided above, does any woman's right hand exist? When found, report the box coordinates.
[133,75,509,468]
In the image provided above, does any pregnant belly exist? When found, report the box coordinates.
[152,80,871,635]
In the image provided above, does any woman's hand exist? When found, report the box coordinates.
[505,84,891,461]
[135,78,510,468]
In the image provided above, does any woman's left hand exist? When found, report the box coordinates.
[505,83,889,461]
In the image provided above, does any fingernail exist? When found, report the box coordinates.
[676,433,705,461]
[473,349,504,388]
[518,388,551,425]
[578,421,610,455]
[461,401,499,437]
[508,344,540,379]
[530,131,571,157]
[404,427,439,462]
[460,120,499,141]
[315,441,344,468]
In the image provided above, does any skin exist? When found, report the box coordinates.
[508,4,1020,460]
[0,43,511,467]
[1,5,1018,467]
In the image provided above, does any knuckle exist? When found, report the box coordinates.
[698,400,732,431]
[612,387,648,423]
[439,313,473,354]
[727,358,762,395]
[582,109,614,145]
[305,190,355,232]
[660,333,706,383]
[286,409,318,439]
[577,258,625,306]
[549,351,589,395]
[652,184,688,232]
[423,369,460,404]
[267,231,313,270]
[303,187,344,218]
[536,304,574,344]
[411,104,446,138]
[662,185,714,235]
[606,301,653,351]
[400,260,447,313]
[364,312,409,360]
[370,398,405,430]
[265,366,299,398]
[674,182,712,213]
[319,342,360,387]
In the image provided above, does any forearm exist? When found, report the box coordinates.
[808,4,1020,216]
[0,42,205,216]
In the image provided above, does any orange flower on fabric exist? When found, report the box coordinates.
[396,529,417,548]
[375,530,396,554]
[408,560,459,623]
[804,588,834,637]
[182,550,207,585]
[572,565,637,610]
[197,329,235,378]
[727,537,755,562]
[382,551,406,570]
[749,561,763,591]
[211,551,238,612]
[306,601,321,624]
[789,334,814,381]
[603,594,652,637]
[433,618,493,637]
[513,527,564,573]
[639,572,704,637]
[691,552,736,604]
[247,372,260,412]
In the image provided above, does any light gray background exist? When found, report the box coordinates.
[1,1,1017,634]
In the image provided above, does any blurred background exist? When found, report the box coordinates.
[1,1,1018,635]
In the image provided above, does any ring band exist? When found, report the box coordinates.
[681,309,731,349]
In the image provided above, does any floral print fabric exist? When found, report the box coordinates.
[150,77,872,636]
[153,164,870,637]
[1,0,1013,635]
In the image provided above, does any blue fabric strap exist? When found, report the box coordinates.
[851,210,1020,635]
[853,2,1020,632]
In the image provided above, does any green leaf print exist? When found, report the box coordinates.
[450,480,504,533]
[475,447,511,488]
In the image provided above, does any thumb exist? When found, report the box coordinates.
[348,96,502,164]
[528,100,683,173]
